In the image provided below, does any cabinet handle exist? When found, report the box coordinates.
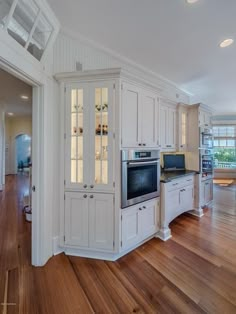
[143,206,146,209]
[83,194,87,198]
[186,179,192,182]
[90,184,94,188]
[83,184,87,188]
[172,183,178,186]
[139,207,142,211]
[90,195,94,199]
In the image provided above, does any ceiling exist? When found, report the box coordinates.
[47,0,236,114]
[0,68,32,117]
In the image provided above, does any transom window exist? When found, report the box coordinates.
[0,0,54,61]
[213,125,236,169]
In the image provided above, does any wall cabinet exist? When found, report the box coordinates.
[160,103,177,151]
[121,198,159,251]
[65,192,114,251]
[159,175,194,240]
[199,109,211,127]
[121,82,159,148]
[64,81,114,192]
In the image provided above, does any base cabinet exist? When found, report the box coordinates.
[200,179,213,207]
[121,198,159,251]
[65,192,114,251]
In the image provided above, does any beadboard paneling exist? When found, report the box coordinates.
[53,32,190,104]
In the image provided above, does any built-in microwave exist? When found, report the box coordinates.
[121,149,160,208]
[200,127,213,148]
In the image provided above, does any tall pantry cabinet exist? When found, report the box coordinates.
[55,68,162,260]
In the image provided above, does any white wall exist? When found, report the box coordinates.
[5,115,32,174]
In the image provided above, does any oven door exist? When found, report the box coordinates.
[121,159,160,208]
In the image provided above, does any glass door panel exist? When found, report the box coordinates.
[94,87,108,184]
[70,88,84,184]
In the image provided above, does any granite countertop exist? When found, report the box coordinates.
[160,170,198,183]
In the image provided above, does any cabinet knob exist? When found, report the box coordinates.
[83,194,87,198]
[142,206,146,209]
[90,195,94,199]
[139,207,142,211]
[142,143,146,146]
[83,184,87,188]
[90,184,94,188]
[138,143,142,146]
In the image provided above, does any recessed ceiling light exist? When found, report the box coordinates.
[7,112,14,116]
[21,95,29,100]
[186,0,199,3]
[219,38,234,48]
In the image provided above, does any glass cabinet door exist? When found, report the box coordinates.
[65,84,89,188]
[90,82,114,190]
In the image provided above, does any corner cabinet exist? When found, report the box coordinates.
[64,81,114,192]
[121,82,160,148]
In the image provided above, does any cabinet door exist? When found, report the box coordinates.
[166,188,180,222]
[160,105,169,148]
[168,107,177,149]
[199,110,211,127]
[180,185,194,212]
[121,82,141,147]
[89,81,114,191]
[65,84,90,189]
[121,206,141,250]
[141,91,158,147]
[178,106,188,151]
[160,105,176,150]
[64,192,89,247]
[204,180,213,204]
[89,193,114,251]
[140,199,158,238]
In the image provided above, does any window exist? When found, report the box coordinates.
[213,125,236,169]
[0,0,54,61]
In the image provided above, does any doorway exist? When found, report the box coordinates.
[0,61,43,266]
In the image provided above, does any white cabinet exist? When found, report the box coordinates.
[159,175,194,240]
[200,178,213,207]
[121,198,159,251]
[199,109,211,127]
[65,192,114,251]
[64,81,114,192]
[160,102,177,151]
[177,104,188,151]
[121,82,159,148]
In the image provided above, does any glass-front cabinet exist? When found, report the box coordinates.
[65,81,114,192]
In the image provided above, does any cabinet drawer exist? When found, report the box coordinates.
[166,175,194,191]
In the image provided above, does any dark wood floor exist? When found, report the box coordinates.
[1,175,236,313]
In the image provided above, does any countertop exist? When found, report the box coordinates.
[160,170,198,183]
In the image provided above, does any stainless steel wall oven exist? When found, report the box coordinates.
[121,149,160,208]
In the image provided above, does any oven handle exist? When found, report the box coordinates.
[127,160,159,166]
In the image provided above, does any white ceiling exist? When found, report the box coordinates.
[0,68,32,116]
[48,0,236,114]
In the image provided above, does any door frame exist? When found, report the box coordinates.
[0,58,44,266]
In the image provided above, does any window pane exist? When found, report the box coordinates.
[0,0,14,28]
[28,13,53,60]
[8,0,39,47]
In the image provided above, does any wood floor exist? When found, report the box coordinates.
[1,175,236,314]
